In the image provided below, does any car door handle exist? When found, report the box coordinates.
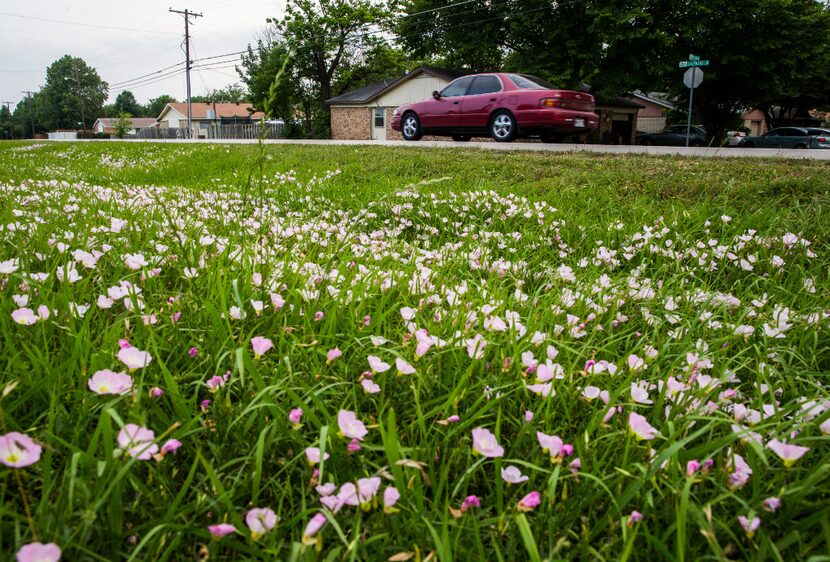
[453,101,460,105]
[490,98,496,101]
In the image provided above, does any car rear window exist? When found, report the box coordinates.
[508,74,555,90]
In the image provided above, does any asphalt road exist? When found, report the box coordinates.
[54,138,830,160]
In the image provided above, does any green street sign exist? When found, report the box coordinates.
[689,54,700,61]
[679,60,710,68]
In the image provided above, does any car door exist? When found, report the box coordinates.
[460,75,503,130]
[663,126,688,146]
[420,76,473,130]
[759,128,788,148]
[781,128,808,148]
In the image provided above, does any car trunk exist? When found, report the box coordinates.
[552,91,594,112]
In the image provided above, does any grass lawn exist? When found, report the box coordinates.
[1,141,829,561]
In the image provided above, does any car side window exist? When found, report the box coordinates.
[467,76,502,96]
[440,77,473,98]
[765,129,781,136]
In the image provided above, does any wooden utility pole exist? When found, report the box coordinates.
[169,8,202,139]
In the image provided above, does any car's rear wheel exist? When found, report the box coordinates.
[794,143,807,149]
[452,134,471,142]
[741,141,755,148]
[401,113,423,141]
[490,111,517,142]
[640,138,655,146]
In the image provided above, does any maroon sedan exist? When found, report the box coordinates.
[391,73,598,143]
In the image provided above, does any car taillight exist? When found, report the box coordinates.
[818,137,827,143]
[540,98,563,108]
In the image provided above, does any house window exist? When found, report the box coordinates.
[374,108,384,128]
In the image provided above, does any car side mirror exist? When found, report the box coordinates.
[432,90,441,100]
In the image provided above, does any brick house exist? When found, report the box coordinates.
[326,66,464,140]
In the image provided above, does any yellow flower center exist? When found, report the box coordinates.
[5,453,19,463]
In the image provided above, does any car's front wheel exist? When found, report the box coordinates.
[401,113,423,141]
[490,111,517,142]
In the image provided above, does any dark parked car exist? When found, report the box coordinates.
[390,73,598,143]
[638,125,707,147]
[739,127,830,149]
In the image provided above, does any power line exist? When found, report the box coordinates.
[0,10,180,34]
[109,62,186,87]
[170,8,203,139]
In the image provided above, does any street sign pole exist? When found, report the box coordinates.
[686,66,696,147]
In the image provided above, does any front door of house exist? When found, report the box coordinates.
[372,108,386,141]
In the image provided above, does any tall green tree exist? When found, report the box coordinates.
[191,84,249,103]
[0,105,13,139]
[114,91,141,116]
[145,95,178,119]
[12,93,42,138]
[39,55,108,130]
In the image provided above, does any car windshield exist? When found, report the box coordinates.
[508,74,556,90]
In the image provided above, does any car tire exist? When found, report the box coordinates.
[741,141,755,148]
[690,140,704,147]
[401,113,423,141]
[490,110,517,142]
[640,138,654,146]
[452,134,471,142]
[794,143,807,149]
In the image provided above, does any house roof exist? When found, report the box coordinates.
[595,96,645,110]
[158,102,264,120]
[625,91,677,110]
[93,117,157,129]
[326,66,465,106]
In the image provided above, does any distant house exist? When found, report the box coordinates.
[156,102,264,139]
[741,109,768,136]
[92,117,158,136]
[623,92,676,133]
[592,97,646,145]
[326,66,464,141]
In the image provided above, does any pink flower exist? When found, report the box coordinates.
[517,491,541,512]
[357,476,381,504]
[337,409,368,441]
[395,357,415,375]
[0,432,42,468]
[304,447,329,464]
[738,515,761,538]
[289,408,303,426]
[206,375,226,391]
[326,348,342,363]
[88,369,133,395]
[117,424,158,460]
[767,439,809,467]
[201,399,212,413]
[686,459,700,477]
[627,511,643,526]
[11,308,39,325]
[209,523,236,539]
[384,487,400,513]
[461,495,480,512]
[302,512,327,544]
[501,465,529,484]
[524,410,534,423]
[361,379,381,394]
[15,542,61,562]
[762,497,781,512]
[536,431,564,458]
[346,438,362,453]
[628,412,660,440]
[161,439,182,455]
[246,507,278,538]
[727,452,753,489]
[149,387,164,398]
[251,336,274,358]
[118,339,132,349]
[367,355,390,373]
[117,346,152,370]
[188,347,199,358]
[471,427,504,458]
[336,483,359,509]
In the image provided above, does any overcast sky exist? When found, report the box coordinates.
[0,0,283,111]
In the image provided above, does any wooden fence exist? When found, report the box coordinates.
[136,123,284,140]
